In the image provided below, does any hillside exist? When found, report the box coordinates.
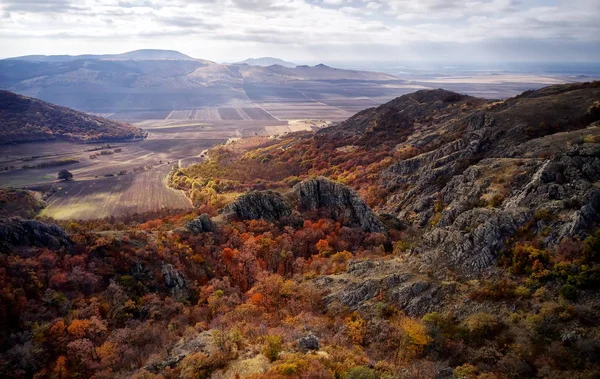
[0,90,146,144]
[1,82,599,378]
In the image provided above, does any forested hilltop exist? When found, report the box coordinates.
[0,90,145,144]
[1,82,600,378]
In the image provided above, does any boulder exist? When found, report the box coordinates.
[185,214,215,233]
[297,332,320,352]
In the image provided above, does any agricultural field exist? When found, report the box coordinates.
[38,165,192,220]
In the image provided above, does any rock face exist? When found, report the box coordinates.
[185,214,215,233]
[421,208,531,276]
[221,179,387,233]
[292,177,387,232]
[0,217,71,252]
[418,143,600,276]
[222,191,292,222]
[378,213,406,230]
[161,263,189,299]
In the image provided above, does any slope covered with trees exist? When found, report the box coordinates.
[1,82,600,378]
[0,90,146,144]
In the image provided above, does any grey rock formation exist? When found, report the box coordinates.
[389,280,456,317]
[222,190,292,222]
[318,259,454,316]
[421,208,531,276]
[292,177,387,232]
[0,217,71,252]
[416,144,600,276]
[383,134,489,227]
[185,214,215,233]
[161,263,188,299]
[297,332,320,352]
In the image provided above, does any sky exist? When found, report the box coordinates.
[0,0,599,63]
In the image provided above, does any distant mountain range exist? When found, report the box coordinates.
[233,57,297,68]
[0,50,399,118]
[0,90,144,144]
[5,49,199,62]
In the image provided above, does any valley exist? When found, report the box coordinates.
[0,112,328,219]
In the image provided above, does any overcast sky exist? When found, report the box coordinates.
[1,0,599,63]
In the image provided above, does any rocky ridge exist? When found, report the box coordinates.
[221,177,387,232]
[0,217,71,252]
[311,82,600,310]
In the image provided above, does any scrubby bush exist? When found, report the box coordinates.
[560,284,578,301]
[343,366,378,379]
[263,335,282,362]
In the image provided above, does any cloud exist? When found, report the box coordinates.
[2,0,79,13]
[0,0,598,62]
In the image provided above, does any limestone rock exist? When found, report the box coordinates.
[421,208,530,276]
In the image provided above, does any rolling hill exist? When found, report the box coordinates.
[0,90,146,144]
[0,50,403,119]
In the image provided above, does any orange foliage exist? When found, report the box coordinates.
[250,292,264,306]
[67,319,93,338]
[345,312,366,346]
[53,356,68,379]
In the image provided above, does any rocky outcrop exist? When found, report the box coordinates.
[161,263,189,299]
[185,214,215,233]
[318,259,454,316]
[417,144,600,276]
[0,217,71,252]
[292,177,387,232]
[297,332,320,352]
[382,126,492,227]
[222,191,292,222]
[421,208,531,277]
